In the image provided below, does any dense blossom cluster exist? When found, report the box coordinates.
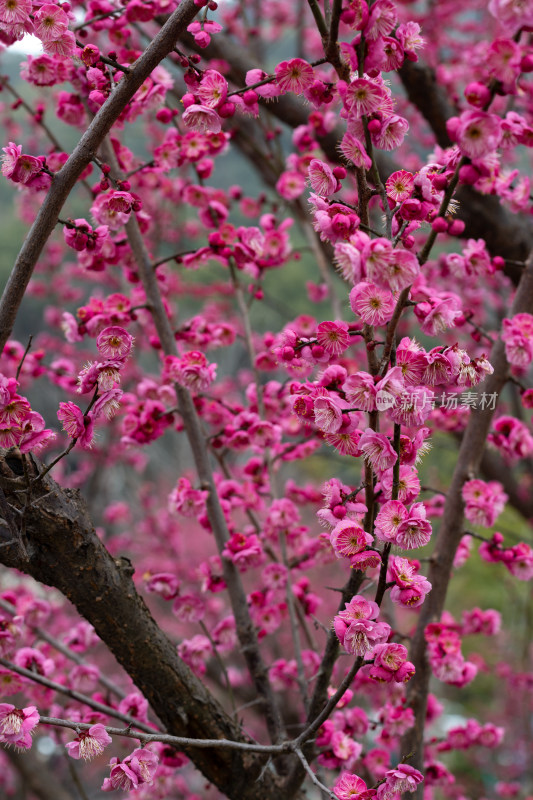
[0,0,533,798]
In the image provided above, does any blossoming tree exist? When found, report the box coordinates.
[0,0,533,797]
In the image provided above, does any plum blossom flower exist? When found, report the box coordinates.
[66,724,112,760]
[342,371,377,412]
[501,312,533,367]
[462,479,507,527]
[488,0,533,33]
[0,704,39,748]
[395,502,432,549]
[57,402,95,449]
[313,394,344,433]
[96,326,134,359]
[350,282,395,326]
[367,642,415,683]
[42,29,76,57]
[182,104,222,134]
[169,477,208,517]
[0,0,31,24]
[1,142,42,185]
[340,77,385,117]
[33,3,69,40]
[275,58,314,93]
[308,159,337,196]
[451,110,502,159]
[316,320,350,355]
[196,69,228,108]
[329,520,373,559]
[386,169,415,202]
[388,556,432,608]
[358,428,398,473]
[334,595,391,656]
[377,765,423,799]
[339,132,373,170]
[371,115,409,151]
[276,170,306,200]
[333,772,376,799]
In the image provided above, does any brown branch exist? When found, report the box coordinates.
[400,254,533,792]
[0,0,201,354]
[398,61,454,150]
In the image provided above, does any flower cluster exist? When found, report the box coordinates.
[462,479,508,527]
[101,747,158,792]
[0,373,55,452]
[334,596,391,657]
[57,326,134,448]
[425,622,478,687]
[0,704,39,749]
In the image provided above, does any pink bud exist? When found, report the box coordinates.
[218,101,236,118]
[181,92,196,108]
[156,108,173,123]
[464,81,491,108]
[458,164,481,185]
[243,89,258,106]
[520,54,533,72]
[333,166,347,180]
[431,216,448,233]
[448,219,465,235]
[432,173,449,190]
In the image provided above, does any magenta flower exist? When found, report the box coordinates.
[358,428,398,473]
[377,764,423,799]
[339,132,373,170]
[334,595,391,656]
[1,142,42,185]
[102,758,140,792]
[350,282,395,326]
[0,0,31,25]
[308,159,337,196]
[33,3,69,40]
[375,500,408,542]
[57,402,95,449]
[196,69,228,108]
[342,371,377,412]
[66,723,112,760]
[182,104,222,134]
[340,77,385,117]
[330,520,373,559]
[274,58,314,93]
[316,320,350,355]
[313,394,344,433]
[102,747,158,792]
[371,114,409,151]
[0,704,39,749]
[453,110,502,159]
[395,502,432,549]
[96,326,134,359]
